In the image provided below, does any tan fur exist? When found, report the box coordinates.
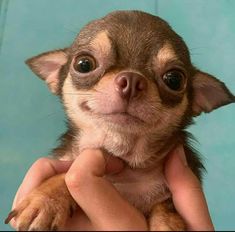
[154,42,178,68]
[46,70,61,94]
[90,31,112,56]
[149,201,186,231]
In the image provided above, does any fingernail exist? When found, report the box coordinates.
[175,145,188,166]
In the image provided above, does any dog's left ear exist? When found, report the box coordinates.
[192,71,235,116]
[26,49,68,95]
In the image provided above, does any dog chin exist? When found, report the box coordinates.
[97,115,149,134]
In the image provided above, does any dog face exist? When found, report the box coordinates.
[26,11,234,161]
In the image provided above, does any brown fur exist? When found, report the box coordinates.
[6,10,235,231]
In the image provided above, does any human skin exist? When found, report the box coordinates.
[10,146,214,231]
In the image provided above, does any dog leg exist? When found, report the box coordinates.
[149,199,186,231]
[5,174,77,231]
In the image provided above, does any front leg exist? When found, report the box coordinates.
[149,199,186,231]
[5,174,77,231]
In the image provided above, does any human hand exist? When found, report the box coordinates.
[9,150,147,231]
[164,145,214,231]
[9,147,214,231]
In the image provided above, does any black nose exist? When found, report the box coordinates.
[115,72,147,100]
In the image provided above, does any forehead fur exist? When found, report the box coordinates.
[71,11,191,67]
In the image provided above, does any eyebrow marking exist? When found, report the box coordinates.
[155,42,178,66]
[90,30,111,55]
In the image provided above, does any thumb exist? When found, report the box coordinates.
[65,149,147,230]
[164,145,214,231]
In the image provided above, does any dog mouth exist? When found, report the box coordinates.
[103,112,145,124]
[80,101,145,124]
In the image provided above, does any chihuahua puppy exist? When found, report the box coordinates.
[6,10,235,231]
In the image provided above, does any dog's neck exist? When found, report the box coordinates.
[56,122,185,214]
[68,123,180,169]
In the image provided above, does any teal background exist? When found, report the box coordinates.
[0,0,234,230]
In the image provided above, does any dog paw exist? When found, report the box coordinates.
[5,191,72,231]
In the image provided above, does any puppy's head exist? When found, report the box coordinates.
[26,11,234,143]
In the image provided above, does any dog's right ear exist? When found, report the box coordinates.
[26,49,68,95]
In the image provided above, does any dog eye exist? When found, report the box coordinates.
[73,56,96,73]
[162,70,185,91]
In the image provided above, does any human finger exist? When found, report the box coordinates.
[164,145,214,231]
[65,149,147,231]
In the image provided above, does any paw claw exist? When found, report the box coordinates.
[5,210,17,224]
[6,192,71,231]
[69,206,74,218]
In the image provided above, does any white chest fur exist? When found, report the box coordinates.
[107,166,170,214]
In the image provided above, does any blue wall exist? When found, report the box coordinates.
[0,0,234,230]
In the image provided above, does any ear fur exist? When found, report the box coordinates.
[192,71,235,116]
[25,49,68,95]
